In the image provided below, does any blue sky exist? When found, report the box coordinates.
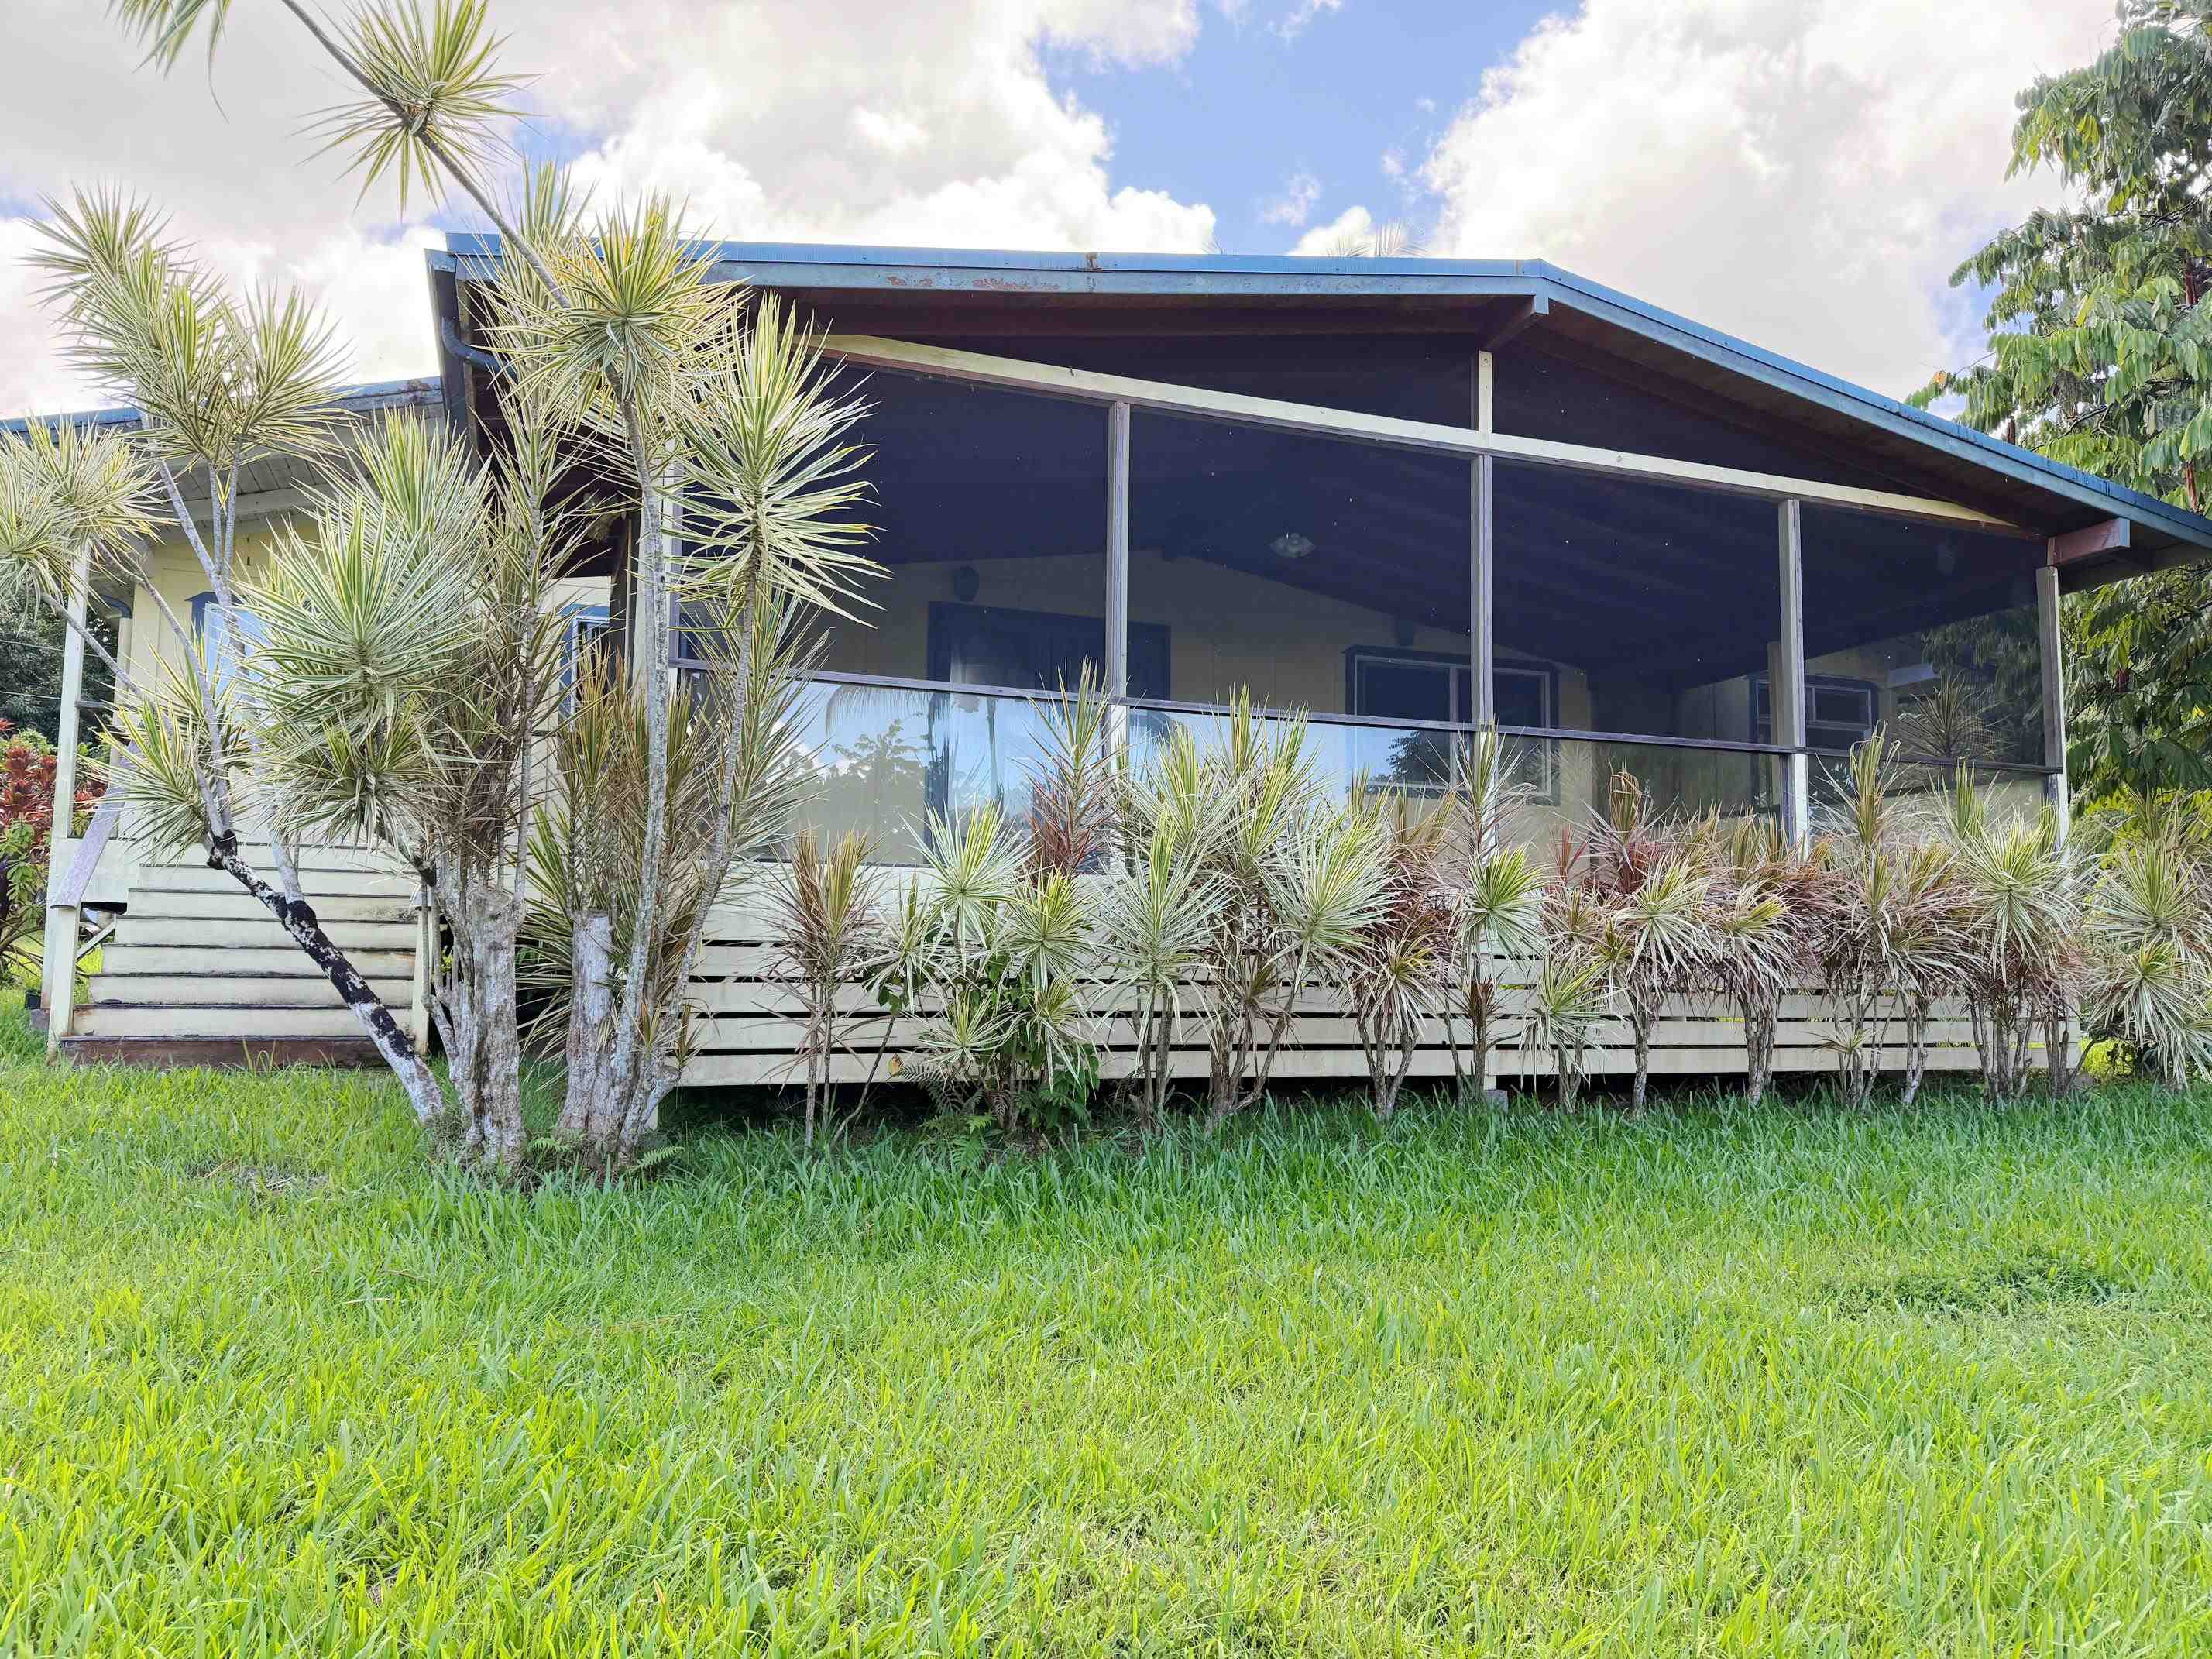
[0,0,2113,417]
[1049,2,1565,255]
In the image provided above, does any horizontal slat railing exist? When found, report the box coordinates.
[681,897,2021,1090]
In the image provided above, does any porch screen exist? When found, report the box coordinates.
[1796,503,2048,809]
[1127,407,1474,716]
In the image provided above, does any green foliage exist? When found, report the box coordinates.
[1916,2,2212,797]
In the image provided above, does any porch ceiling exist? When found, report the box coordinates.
[431,239,2212,589]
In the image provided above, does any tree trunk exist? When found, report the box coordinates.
[208,835,447,1129]
[556,911,617,1152]
[1739,995,1774,1105]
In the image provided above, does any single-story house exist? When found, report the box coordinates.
[37,242,2212,1080]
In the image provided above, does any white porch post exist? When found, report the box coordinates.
[2037,561,2069,836]
[40,541,91,1054]
[1776,500,1810,847]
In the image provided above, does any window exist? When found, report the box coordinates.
[1753,673,1877,753]
[561,603,612,707]
[189,592,267,696]
[928,602,1169,699]
[1344,647,1558,796]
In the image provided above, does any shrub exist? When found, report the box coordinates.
[0,720,102,981]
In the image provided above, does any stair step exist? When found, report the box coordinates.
[131,864,414,899]
[71,1004,380,1040]
[108,917,419,952]
[60,1033,383,1070]
[86,974,415,1008]
[102,944,417,977]
[119,891,419,924]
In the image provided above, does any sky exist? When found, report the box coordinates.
[0,0,2117,421]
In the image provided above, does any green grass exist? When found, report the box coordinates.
[6,991,2212,1655]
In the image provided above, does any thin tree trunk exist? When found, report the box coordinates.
[557,912,616,1149]
[208,833,445,1127]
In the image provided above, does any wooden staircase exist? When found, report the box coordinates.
[62,846,424,1068]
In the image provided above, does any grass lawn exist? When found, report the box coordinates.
[7,991,2212,1655]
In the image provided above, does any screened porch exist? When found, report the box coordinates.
[689,331,2062,862]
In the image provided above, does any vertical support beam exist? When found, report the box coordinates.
[1470,356,1496,727]
[1471,454,1496,726]
[1104,401,1132,768]
[2037,562,2070,836]
[1105,401,1131,702]
[408,897,436,1054]
[1776,500,1810,848]
[42,541,91,1055]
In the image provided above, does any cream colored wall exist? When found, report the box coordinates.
[819,550,1595,724]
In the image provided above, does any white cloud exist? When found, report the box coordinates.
[1272,0,1345,43]
[0,0,1217,417]
[1260,170,1324,227]
[1418,0,2113,397]
[1290,203,1376,256]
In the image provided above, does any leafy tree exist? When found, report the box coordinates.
[1916,0,2212,799]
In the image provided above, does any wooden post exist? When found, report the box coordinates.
[41,541,91,1055]
[1776,500,1809,847]
[2037,562,2069,835]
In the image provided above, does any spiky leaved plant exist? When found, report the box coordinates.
[1940,768,2083,1100]
[1340,789,1457,1121]
[97,2,880,1176]
[869,804,1101,1145]
[1445,728,1544,1102]
[1581,771,1716,1111]
[864,685,1118,1146]
[245,402,575,1172]
[1522,886,1613,1111]
[2081,827,2212,1088]
[766,829,885,1148]
[1704,820,1819,1106]
[0,194,483,1119]
[1817,734,1977,1107]
[1118,694,1389,1128]
[525,598,819,1172]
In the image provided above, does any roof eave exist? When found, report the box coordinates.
[428,237,2212,558]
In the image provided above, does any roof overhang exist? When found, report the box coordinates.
[430,238,2212,588]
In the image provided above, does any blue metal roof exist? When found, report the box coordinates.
[2,376,443,435]
[432,236,2212,561]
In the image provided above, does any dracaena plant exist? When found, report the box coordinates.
[1338,788,1457,1121]
[1939,768,2083,1100]
[1117,696,1389,1128]
[1522,887,1613,1113]
[1705,819,1837,1106]
[0,194,481,1121]
[89,2,881,1180]
[766,828,887,1149]
[1580,771,1716,1112]
[2080,830,2212,1088]
[864,685,1118,1146]
[243,401,575,1172]
[1445,728,1544,1102]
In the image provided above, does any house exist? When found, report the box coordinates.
[38,242,2212,1080]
